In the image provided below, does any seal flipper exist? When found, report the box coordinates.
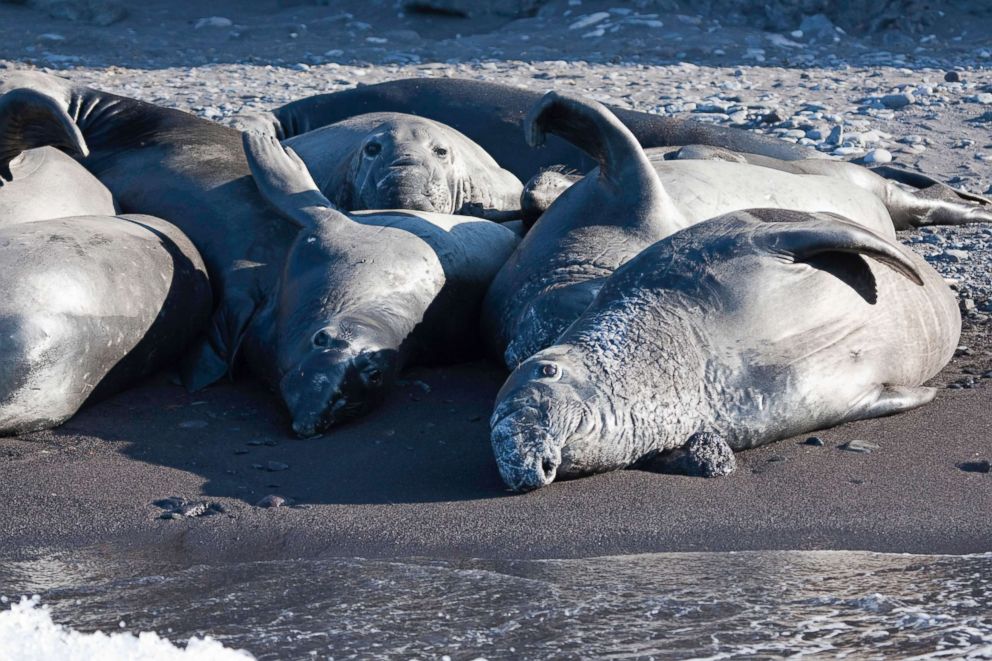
[181,293,258,391]
[242,130,350,230]
[0,88,88,178]
[846,385,937,423]
[871,165,992,206]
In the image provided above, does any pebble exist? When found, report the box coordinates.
[804,436,825,447]
[944,71,961,83]
[863,148,892,164]
[958,460,991,473]
[195,16,233,29]
[256,494,291,508]
[266,461,289,472]
[881,93,915,109]
[840,440,879,453]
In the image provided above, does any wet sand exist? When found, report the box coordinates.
[1,352,989,564]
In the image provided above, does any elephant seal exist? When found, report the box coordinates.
[491,209,960,491]
[0,107,211,433]
[255,77,819,181]
[0,70,519,437]
[0,214,212,435]
[520,145,992,230]
[278,113,523,220]
[483,91,902,370]
[241,132,519,436]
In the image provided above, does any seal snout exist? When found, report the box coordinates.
[491,404,563,491]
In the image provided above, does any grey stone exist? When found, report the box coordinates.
[863,148,892,165]
[256,494,291,508]
[958,460,991,473]
[881,93,915,109]
[840,439,879,453]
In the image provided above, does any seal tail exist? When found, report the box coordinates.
[0,87,88,179]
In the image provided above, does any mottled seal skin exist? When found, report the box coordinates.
[262,77,819,181]
[280,113,523,219]
[0,213,212,434]
[483,91,901,370]
[241,132,520,436]
[491,210,960,491]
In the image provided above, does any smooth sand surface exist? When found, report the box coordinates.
[1,352,989,563]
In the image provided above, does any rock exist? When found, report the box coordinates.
[178,419,208,429]
[881,93,915,110]
[22,0,127,26]
[973,93,992,105]
[760,110,784,124]
[266,461,289,472]
[958,460,991,474]
[944,71,961,83]
[798,14,837,43]
[195,16,233,29]
[256,494,291,508]
[651,432,737,478]
[153,496,224,519]
[825,125,844,145]
[804,436,825,447]
[863,148,892,165]
[840,440,879,454]
[961,298,977,313]
[403,0,541,18]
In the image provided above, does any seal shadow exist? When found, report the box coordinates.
[47,359,512,506]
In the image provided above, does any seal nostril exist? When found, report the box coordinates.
[541,457,556,480]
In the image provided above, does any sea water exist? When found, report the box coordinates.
[1,550,991,660]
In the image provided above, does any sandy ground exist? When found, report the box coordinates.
[0,0,990,563]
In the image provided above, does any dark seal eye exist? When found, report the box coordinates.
[364,142,381,157]
[539,363,559,379]
[433,146,448,158]
[312,329,333,348]
[366,369,383,386]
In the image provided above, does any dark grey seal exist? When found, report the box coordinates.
[491,209,960,491]
[241,132,520,436]
[0,102,211,434]
[265,113,523,220]
[251,77,820,181]
[483,91,905,370]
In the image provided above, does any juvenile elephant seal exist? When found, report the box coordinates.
[484,91,901,369]
[278,113,523,219]
[0,70,520,437]
[241,132,520,436]
[258,77,819,180]
[521,144,992,230]
[491,210,960,491]
[0,214,212,434]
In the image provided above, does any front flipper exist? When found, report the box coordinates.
[181,293,258,391]
[642,432,737,478]
[670,144,749,164]
[242,130,349,231]
[871,165,992,206]
[848,385,937,422]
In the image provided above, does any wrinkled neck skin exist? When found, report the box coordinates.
[492,293,711,489]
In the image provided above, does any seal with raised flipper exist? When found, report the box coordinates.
[483,91,903,370]
[0,70,519,437]
[0,96,211,434]
[490,209,960,491]
[249,77,820,181]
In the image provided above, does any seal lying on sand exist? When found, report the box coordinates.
[0,70,520,437]
[0,94,211,434]
[519,143,992,229]
[246,77,819,180]
[483,91,910,370]
[275,113,523,220]
[241,132,519,436]
[490,209,960,491]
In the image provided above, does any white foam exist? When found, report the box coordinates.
[0,597,254,661]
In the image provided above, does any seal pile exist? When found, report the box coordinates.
[0,71,988,492]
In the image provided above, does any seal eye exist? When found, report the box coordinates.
[366,369,383,386]
[364,142,381,157]
[539,363,559,379]
[312,329,333,348]
[433,146,449,158]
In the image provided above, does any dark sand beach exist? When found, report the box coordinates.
[0,0,990,573]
